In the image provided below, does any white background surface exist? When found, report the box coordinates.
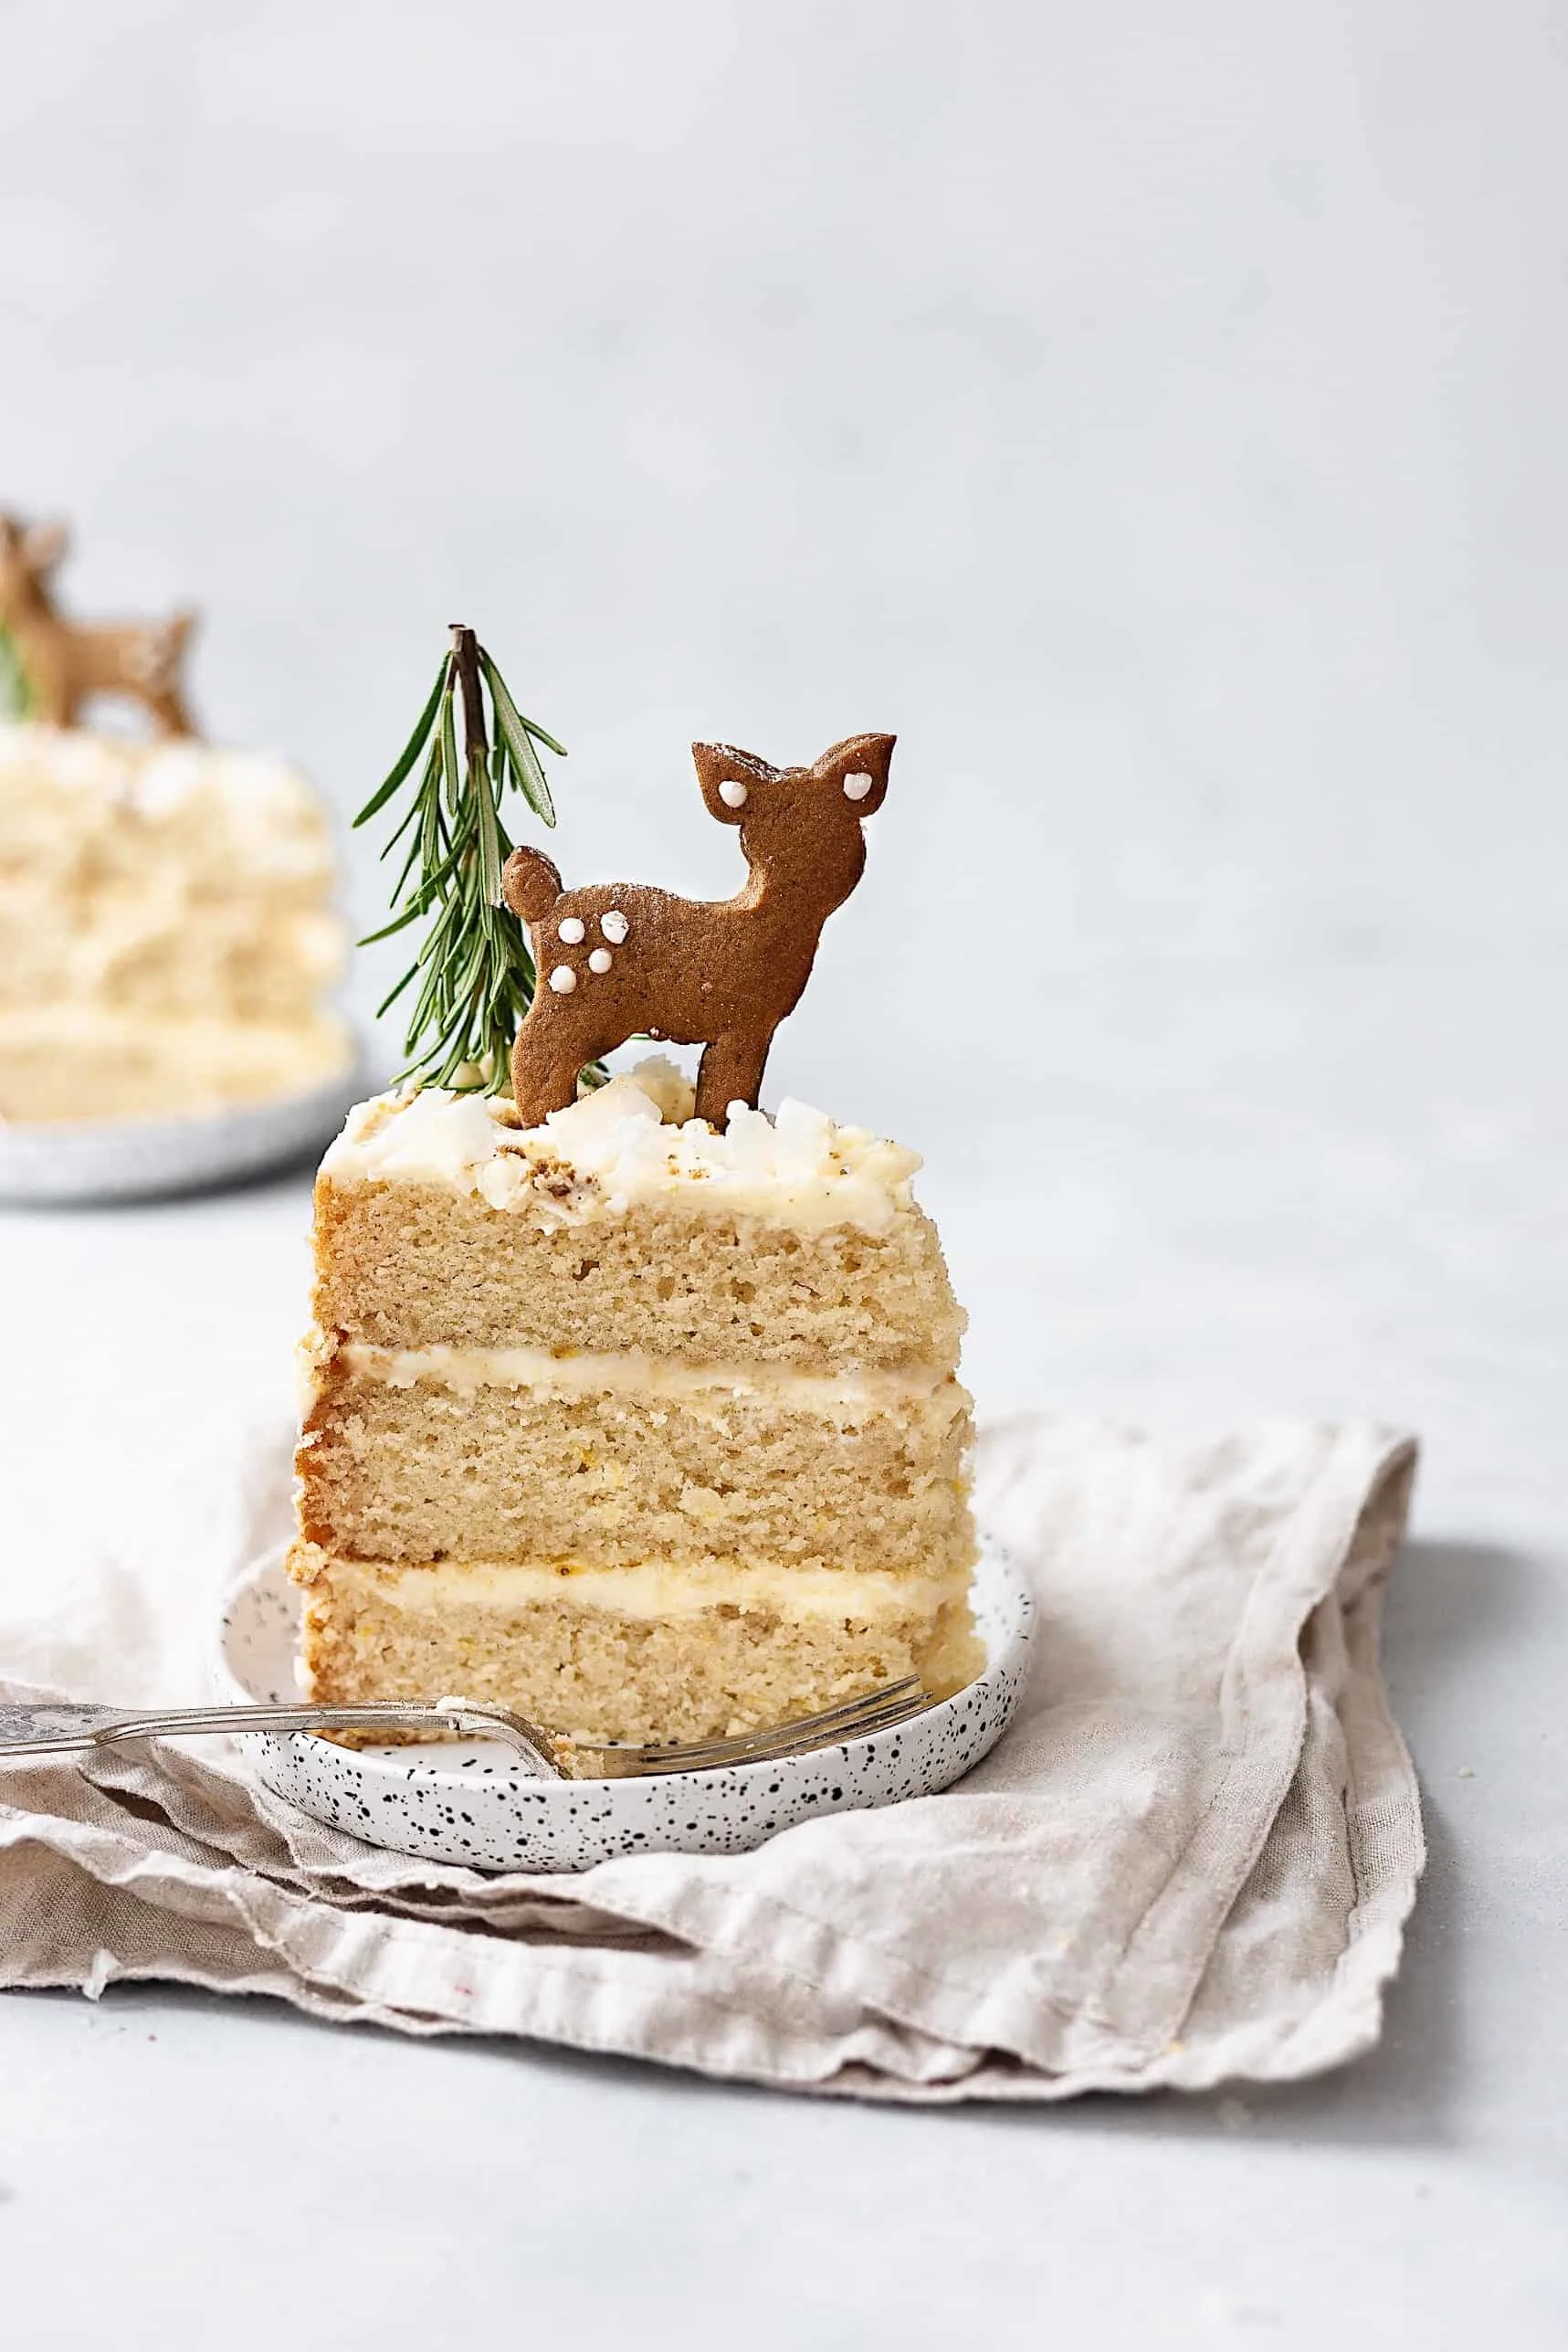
[2,4,1566,2345]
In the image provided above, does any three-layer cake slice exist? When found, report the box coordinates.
[289,1060,979,1744]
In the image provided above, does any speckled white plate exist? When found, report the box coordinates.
[0,1049,370,1205]
[216,1539,1034,1872]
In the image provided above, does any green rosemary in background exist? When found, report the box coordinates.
[0,624,33,720]
[355,624,567,1094]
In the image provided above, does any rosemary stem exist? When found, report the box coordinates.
[449,622,489,779]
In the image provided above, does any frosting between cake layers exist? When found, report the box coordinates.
[337,1338,958,1419]
[321,1060,922,1234]
[374,1558,969,1621]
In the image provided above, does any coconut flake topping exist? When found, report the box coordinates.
[321,1058,921,1233]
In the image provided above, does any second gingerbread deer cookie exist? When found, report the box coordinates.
[501,732,894,1128]
[0,514,197,735]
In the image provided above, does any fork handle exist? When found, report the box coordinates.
[0,1700,558,1770]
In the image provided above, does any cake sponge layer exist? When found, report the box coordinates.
[291,1545,983,1745]
[298,1359,973,1577]
[311,1180,965,1370]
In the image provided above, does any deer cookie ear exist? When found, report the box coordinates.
[816,733,894,816]
[692,742,775,826]
[21,520,68,575]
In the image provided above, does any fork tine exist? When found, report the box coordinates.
[583,1672,921,1761]
[637,1693,931,1776]
[732,1682,926,1747]
[667,1675,925,1759]
[576,1675,933,1777]
[727,1686,932,1764]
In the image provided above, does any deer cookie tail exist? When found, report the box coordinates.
[501,844,564,923]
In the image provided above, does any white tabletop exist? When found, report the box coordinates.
[3,934,1564,2351]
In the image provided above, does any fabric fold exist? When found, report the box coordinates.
[0,1414,1423,2100]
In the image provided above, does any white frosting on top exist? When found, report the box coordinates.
[321,1058,921,1233]
[0,723,332,878]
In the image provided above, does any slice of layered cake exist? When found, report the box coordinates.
[290,1060,979,1743]
[289,626,980,1746]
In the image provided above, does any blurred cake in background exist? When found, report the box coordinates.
[0,726,349,1123]
[0,512,349,1126]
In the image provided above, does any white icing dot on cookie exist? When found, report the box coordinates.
[548,965,577,994]
[719,779,748,807]
[588,948,613,975]
[601,910,629,944]
[843,772,873,801]
[557,916,585,944]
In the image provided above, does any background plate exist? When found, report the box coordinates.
[0,1049,370,1205]
[216,1538,1034,1873]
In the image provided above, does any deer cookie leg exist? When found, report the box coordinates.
[510,1013,603,1125]
[695,1032,771,1127]
[144,686,195,738]
[31,672,75,727]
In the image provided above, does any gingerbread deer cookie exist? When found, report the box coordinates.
[0,514,198,736]
[502,733,894,1127]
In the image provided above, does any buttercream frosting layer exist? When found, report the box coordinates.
[369,1557,969,1621]
[321,1060,921,1234]
[335,1337,960,1420]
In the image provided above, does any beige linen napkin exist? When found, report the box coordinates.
[0,1416,1421,2100]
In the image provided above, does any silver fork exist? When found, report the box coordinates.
[0,1677,932,1781]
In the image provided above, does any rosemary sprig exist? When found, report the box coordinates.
[354,624,570,1095]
